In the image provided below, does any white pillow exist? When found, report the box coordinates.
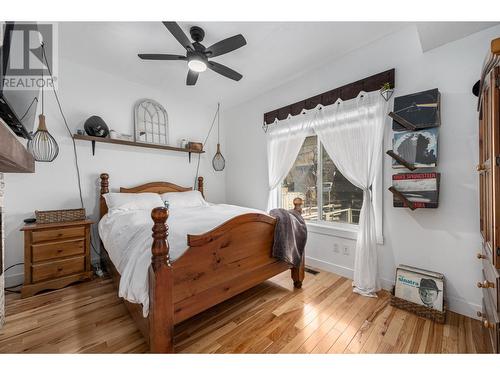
[161,190,208,210]
[103,192,164,216]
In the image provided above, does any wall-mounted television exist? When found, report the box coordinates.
[0,22,40,139]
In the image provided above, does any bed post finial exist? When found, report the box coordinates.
[100,173,109,194]
[100,173,109,218]
[198,176,204,197]
[293,197,303,214]
[149,206,174,353]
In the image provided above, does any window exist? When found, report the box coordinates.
[281,135,364,225]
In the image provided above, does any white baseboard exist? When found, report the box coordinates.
[305,256,394,291]
[305,256,481,320]
[4,272,23,289]
[445,295,482,320]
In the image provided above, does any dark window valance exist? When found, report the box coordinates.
[263,68,395,125]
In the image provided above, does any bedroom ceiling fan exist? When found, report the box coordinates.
[138,22,247,86]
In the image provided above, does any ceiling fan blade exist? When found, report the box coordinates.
[186,70,199,86]
[138,54,186,61]
[205,34,247,58]
[162,22,194,51]
[208,61,243,81]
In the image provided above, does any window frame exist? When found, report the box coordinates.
[278,136,384,244]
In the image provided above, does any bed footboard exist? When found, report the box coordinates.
[147,201,304,353]
[174,213,286,323]
[147,209,289,353]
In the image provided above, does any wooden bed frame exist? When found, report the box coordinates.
[98,173,305,353]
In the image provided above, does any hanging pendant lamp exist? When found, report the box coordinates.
[27,43,59,162]
[212,103,225,171]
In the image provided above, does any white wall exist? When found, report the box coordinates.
[224,24,500,318]
[4,55,225,287]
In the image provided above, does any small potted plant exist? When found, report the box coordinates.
[380,82,394,102]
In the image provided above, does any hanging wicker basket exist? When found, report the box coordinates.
[212,143,226,171]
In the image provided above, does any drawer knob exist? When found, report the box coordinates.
[477,280,495,288]
[477,253,486,260]
[483,319,495,329]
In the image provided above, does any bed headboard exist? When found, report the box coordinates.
[99,173,204,219]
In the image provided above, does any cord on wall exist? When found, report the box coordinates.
[3,263,24,293]
[193,103,220,189]
[41,43,84,208]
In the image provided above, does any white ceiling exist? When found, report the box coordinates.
[416,22,498,51]
[59,22,498,109]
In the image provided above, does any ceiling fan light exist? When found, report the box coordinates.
[188,58,207,73]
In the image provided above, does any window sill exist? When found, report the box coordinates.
[306,221,384,245]
[306,221,359,241]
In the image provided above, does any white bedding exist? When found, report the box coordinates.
[98,203,263,317]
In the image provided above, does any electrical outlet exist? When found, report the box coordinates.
[333,243,340,253]
[342,245,350,256]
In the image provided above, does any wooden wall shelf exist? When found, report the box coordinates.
[386,150,416,171]
[0,119,35,173]
[388,186,416,211]
[388,111,419,131]
[73,134,204,161]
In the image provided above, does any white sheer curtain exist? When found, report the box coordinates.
[266,112,315,210]
[315,91,388,297]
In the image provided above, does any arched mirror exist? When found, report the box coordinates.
[134,99,169,145]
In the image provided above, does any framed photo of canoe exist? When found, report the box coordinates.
[394,265,445,312]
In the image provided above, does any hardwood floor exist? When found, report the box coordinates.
[0,269,489,353]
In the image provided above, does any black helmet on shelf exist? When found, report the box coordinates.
[84,116,109,137]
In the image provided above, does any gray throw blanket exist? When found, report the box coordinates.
[269,208,307,267]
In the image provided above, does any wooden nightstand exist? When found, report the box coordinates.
[20,219,94,298]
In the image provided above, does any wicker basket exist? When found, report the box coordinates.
[35,208,86,224]
[390,294,446,324]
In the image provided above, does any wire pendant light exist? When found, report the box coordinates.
[27,43,59,162]
[212,103,225,171]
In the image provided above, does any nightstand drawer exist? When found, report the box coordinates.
[31,226,85,243]
[32,239,85,262]
[32,256,85,283]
